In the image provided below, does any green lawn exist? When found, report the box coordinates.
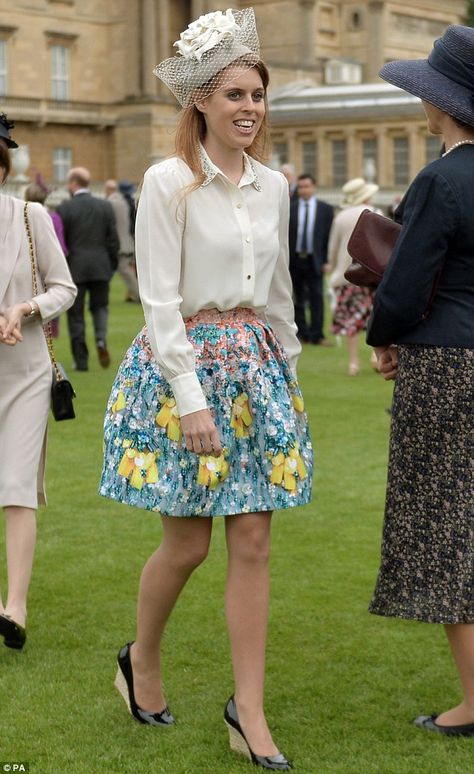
[1,278,472,773]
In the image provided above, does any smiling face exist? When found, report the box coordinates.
[195,66,266,154]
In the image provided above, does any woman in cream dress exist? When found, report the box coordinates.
[0,115,76,649]
[328,177,379,375]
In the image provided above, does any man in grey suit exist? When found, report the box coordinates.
[58,167,119,370]
[104,179,139,303]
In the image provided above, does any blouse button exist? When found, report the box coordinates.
[247,274,252,280]
[245,237,251,243]
[236,203,242,209]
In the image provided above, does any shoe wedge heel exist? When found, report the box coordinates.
[114,666,132,713]
[223,696,293,770]
[225,720,252,760]
[115,642,175,726]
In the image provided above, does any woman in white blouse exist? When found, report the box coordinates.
[100,9,312,770]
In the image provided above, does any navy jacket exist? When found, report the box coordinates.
[57,192,119,284]
[367,145,474,348]
[289,197,334,273]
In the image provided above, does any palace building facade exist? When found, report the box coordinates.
[0,0,468,198]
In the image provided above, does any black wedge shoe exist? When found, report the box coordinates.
[115,642,175,726]
[0,614,26,650]
[224,696,293,770]
[414,714,474,737]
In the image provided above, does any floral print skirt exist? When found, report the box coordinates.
[99,308,313,517]
[331,285,373,337]
[369,345,474,624]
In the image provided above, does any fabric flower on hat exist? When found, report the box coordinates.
[175,9,239,61]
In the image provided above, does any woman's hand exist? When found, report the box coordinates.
[2,302,31,342]
[180,408,222,456]
[0,313,22,346]
[374,345,398,381]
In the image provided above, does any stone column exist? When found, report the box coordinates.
[346,129,357,179]
[157,0,170,60]
[408,125,423,180]
[287,130,298,171]
[319,134,331,187]
[367,1,385,82]
[141,0,158,96]
[191,0,207,17]
[299,0,316,68]
[121,1,140,97]
[375,127,389,187]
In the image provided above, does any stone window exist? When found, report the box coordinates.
[302,141,318,181]
[0,40,6,96]
[347,8,364,30]
[53,147,72,182]
[332,139,347,186]
[51,45,69,101]
[393,137,409,186]
[273,141,288,166]
[425,135,442,164]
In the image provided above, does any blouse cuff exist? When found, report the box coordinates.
[169,371,208,417]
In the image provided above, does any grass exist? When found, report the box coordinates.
[1,278,472,773]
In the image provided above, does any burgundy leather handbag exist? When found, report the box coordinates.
[344,209,401,288]
[344,207,444,318]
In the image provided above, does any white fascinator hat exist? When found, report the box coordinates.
[154,8,261,108]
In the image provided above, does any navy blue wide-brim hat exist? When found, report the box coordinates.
[379,25,474,128]
[0,112,18,148]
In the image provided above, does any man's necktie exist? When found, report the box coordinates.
[300,201,309,256]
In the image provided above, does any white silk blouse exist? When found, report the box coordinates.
[135,145,300,417]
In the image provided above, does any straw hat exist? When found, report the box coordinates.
[341,178,379,208]
[379,25,474,128]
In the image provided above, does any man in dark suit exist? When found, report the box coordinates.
[58,167,119,371]
[289,174,334,344]
[280,163,299,201]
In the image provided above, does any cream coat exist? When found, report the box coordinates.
[0,196,77,508]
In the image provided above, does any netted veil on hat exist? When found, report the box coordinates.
[154,8,260,108]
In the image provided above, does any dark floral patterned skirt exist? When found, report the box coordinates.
[99,308,313,517]
[370,345,474,624]
[331,285,373,337]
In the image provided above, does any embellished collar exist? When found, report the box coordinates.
[198,143,261,191]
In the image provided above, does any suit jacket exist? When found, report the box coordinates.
[367,144,474,348]
[289,197,334,273]
[108,191,135,255]
[57,192,119,284]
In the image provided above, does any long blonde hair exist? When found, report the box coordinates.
[174,61,271,192]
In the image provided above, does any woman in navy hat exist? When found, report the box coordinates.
[368,24,474,737]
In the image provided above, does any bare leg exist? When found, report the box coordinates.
[131,516,213,712]
[4,506,36,628]
[225,512,278,757]
[347,333,359,375]
[436,623,474,726]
